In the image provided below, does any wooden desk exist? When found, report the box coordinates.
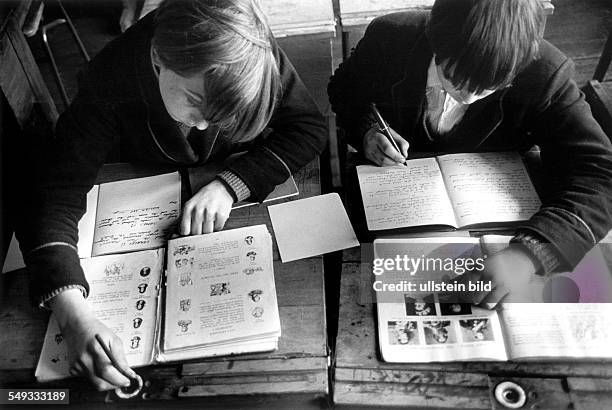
[262,0,336,39]
[0,160,329,408]
[333,247,612,409]
[337,0,555,60]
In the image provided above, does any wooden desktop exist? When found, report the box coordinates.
[0,159,329,408]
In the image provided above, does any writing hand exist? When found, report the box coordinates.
[50,289,136,391]
[363,125,409,166]
[180,179,234,236]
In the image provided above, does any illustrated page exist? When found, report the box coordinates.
[163,225,280,351]
[35,250,164,381]
[374,237,507,362]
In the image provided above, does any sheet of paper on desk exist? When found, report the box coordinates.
[91,172,181,256]
[35,249,164,381]
[268,193,359,262]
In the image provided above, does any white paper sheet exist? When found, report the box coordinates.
[268,193,359,262]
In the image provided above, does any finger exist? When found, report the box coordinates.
[379,155,399,167]
[479,285,509,308]
[191,207,203,236]
[393,134,410,158]
[180,207,192,236]
[202,210,215,234]
[70,361,84,377]
[376,137,406,163]
[214,213,228,232]
[90,343,132,387]
[78,355,120,391]
[106,337,137,379]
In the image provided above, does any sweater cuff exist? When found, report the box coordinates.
[38,284,88,310]
[510,231,562,275]
[217,170,251,202]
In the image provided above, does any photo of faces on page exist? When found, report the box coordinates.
[397,293,496,345]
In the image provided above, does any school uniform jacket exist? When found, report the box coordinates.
[18,12,327,305]
[328,11,612,271]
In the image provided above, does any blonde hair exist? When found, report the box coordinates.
[152,0,280,142]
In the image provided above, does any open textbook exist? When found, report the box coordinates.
[35,225,280,381]
[375,237,612,363]
[357,152,541,231]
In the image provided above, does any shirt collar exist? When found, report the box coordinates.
[426,57,442,89]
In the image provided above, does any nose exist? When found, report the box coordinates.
[193,119,209,131]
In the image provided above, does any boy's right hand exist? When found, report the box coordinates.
[363,125,409,166]
[50,289,136,391]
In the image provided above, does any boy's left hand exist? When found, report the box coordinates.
[459,247,541,308]
[180,180,234,235]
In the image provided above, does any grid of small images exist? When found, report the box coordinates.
[385,294,496,346]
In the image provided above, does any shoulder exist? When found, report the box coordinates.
[511,41,574,97]
[76,12,157,103]
[365,11,430,45]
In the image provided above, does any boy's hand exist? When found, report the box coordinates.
[180,179,234,236]
[363,125,409,166]
[460,247,542,308]
[50,289,136,391]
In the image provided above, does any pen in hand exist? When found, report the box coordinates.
[370,103,408,166]
[94,334,143,398]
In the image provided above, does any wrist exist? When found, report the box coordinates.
[49,289,92,327]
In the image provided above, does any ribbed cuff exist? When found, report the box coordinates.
[217,170,251,202]
[38,284,88,310]
[511,231,562,275]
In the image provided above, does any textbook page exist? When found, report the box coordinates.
[437,152,541,227]
[501,304,612,360]
[77,185,100,258]
[374,237,507,362]
[163,225,280,352]
[91,173,181,256]
[357,159,457,231]
[35,250,164,381]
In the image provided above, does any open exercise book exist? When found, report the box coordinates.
[357,152,542,232]
[36,224,280,381]
[375,237,612,363]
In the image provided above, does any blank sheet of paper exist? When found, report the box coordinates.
[268,193,359,262]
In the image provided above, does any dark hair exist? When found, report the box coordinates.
[152,0,280,142]
[426,0,544,94]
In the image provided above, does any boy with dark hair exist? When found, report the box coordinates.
[328,0,612,302]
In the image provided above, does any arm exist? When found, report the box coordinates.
[223,44,328,202]
[519,56,612,270]
[17,80,116,306]
[328,18,411,164]
[15,74,135,389]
